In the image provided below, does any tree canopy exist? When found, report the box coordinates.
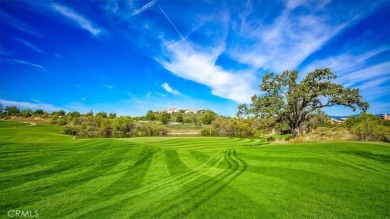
[237,68,369,138]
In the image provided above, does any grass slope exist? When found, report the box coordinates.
[0,120,389,218]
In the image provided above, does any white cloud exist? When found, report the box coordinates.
[132,0,157,16]
[229,1,374,73]
[158,43,256,103]
[12,37,45,53]
[161,82,182,95]
[339,62,390,89]
[0,58,44,69]
[300,47,389,76]
[298,47,390,90]
[0,99,62,111]
[51,3,104,36]
[104,84,113,89]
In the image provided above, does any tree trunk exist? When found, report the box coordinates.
[292,127,300,138]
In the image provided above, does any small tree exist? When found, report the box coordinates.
[160,112,171,124]
[113,116,133,136]
[34,109,45,116]
[85,110,94,117]
[96,111,108,118]
[100,118,113,137]
[202,111,217,125]
[145,110,156,121]
[52,110,66,117]
[21,109,33,118]
[238,69,368,138]
[176,114,184,123]
[5,106,20,116]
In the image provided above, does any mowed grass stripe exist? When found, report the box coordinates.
[0,142,132,212]
[134,148,248,218]
[67,147,160,218]
[44,146,157,218]
[65,149,227,218]
[6,144,152,217]
[0,141,123,191]
[0,121,389,218]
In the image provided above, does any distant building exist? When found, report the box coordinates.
[331,118,347,125]
[168,108,179,114]
[381,114,390,121]
[184,109,197,114]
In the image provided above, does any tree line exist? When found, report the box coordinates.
[0,103,388,142]
[1,68,388,141]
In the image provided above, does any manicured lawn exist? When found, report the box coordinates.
[0,120,389,218]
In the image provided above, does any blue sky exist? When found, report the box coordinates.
[0,0,389,116]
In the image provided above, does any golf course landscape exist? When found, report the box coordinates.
[0,120,389,218]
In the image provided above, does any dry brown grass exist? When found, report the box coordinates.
[289,127,354,143]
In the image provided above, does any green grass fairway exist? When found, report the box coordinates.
[0,120,389,218]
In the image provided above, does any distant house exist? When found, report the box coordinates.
[339,118,348,122]
[184,109,197,114]
[157,110,165,114]
[168,108,179,114]
[381,114,390,121]
[331,118,347,125]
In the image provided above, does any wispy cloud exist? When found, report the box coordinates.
[0,57,44,69]
[300,47,389,76]
[158,43,256,103]
[161,82,181,95]
[299,49,390,112]
[132,0,157,16]
[0,9,42,37]
[12,37,45,53]
[51,3,104,36]
[340,62,390,89]
[229,1,378,73]
[0,99,62,111]
[104,84,113,89]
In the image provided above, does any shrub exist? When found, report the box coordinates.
[61,125,79,136]
[267,136,275,142]
[346,113,390,142]
[289,137,305,143]
[201,128,215,136]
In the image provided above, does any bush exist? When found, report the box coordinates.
[289,137,305,143]
[267,136,275,142]
[201,128,215,136]
[61,125,79,136]
[254,130,264,138]
[346,113,390,142]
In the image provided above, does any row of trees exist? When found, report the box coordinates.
[61,117,168,138]
[49,110,169,137]
[0,105,51,118]
[201,109,333,138]
[145,110,217,125]
[0,104,219,138]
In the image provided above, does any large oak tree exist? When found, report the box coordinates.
[237,68,369,138]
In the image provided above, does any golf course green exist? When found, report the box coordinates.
[0,120,389,218]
